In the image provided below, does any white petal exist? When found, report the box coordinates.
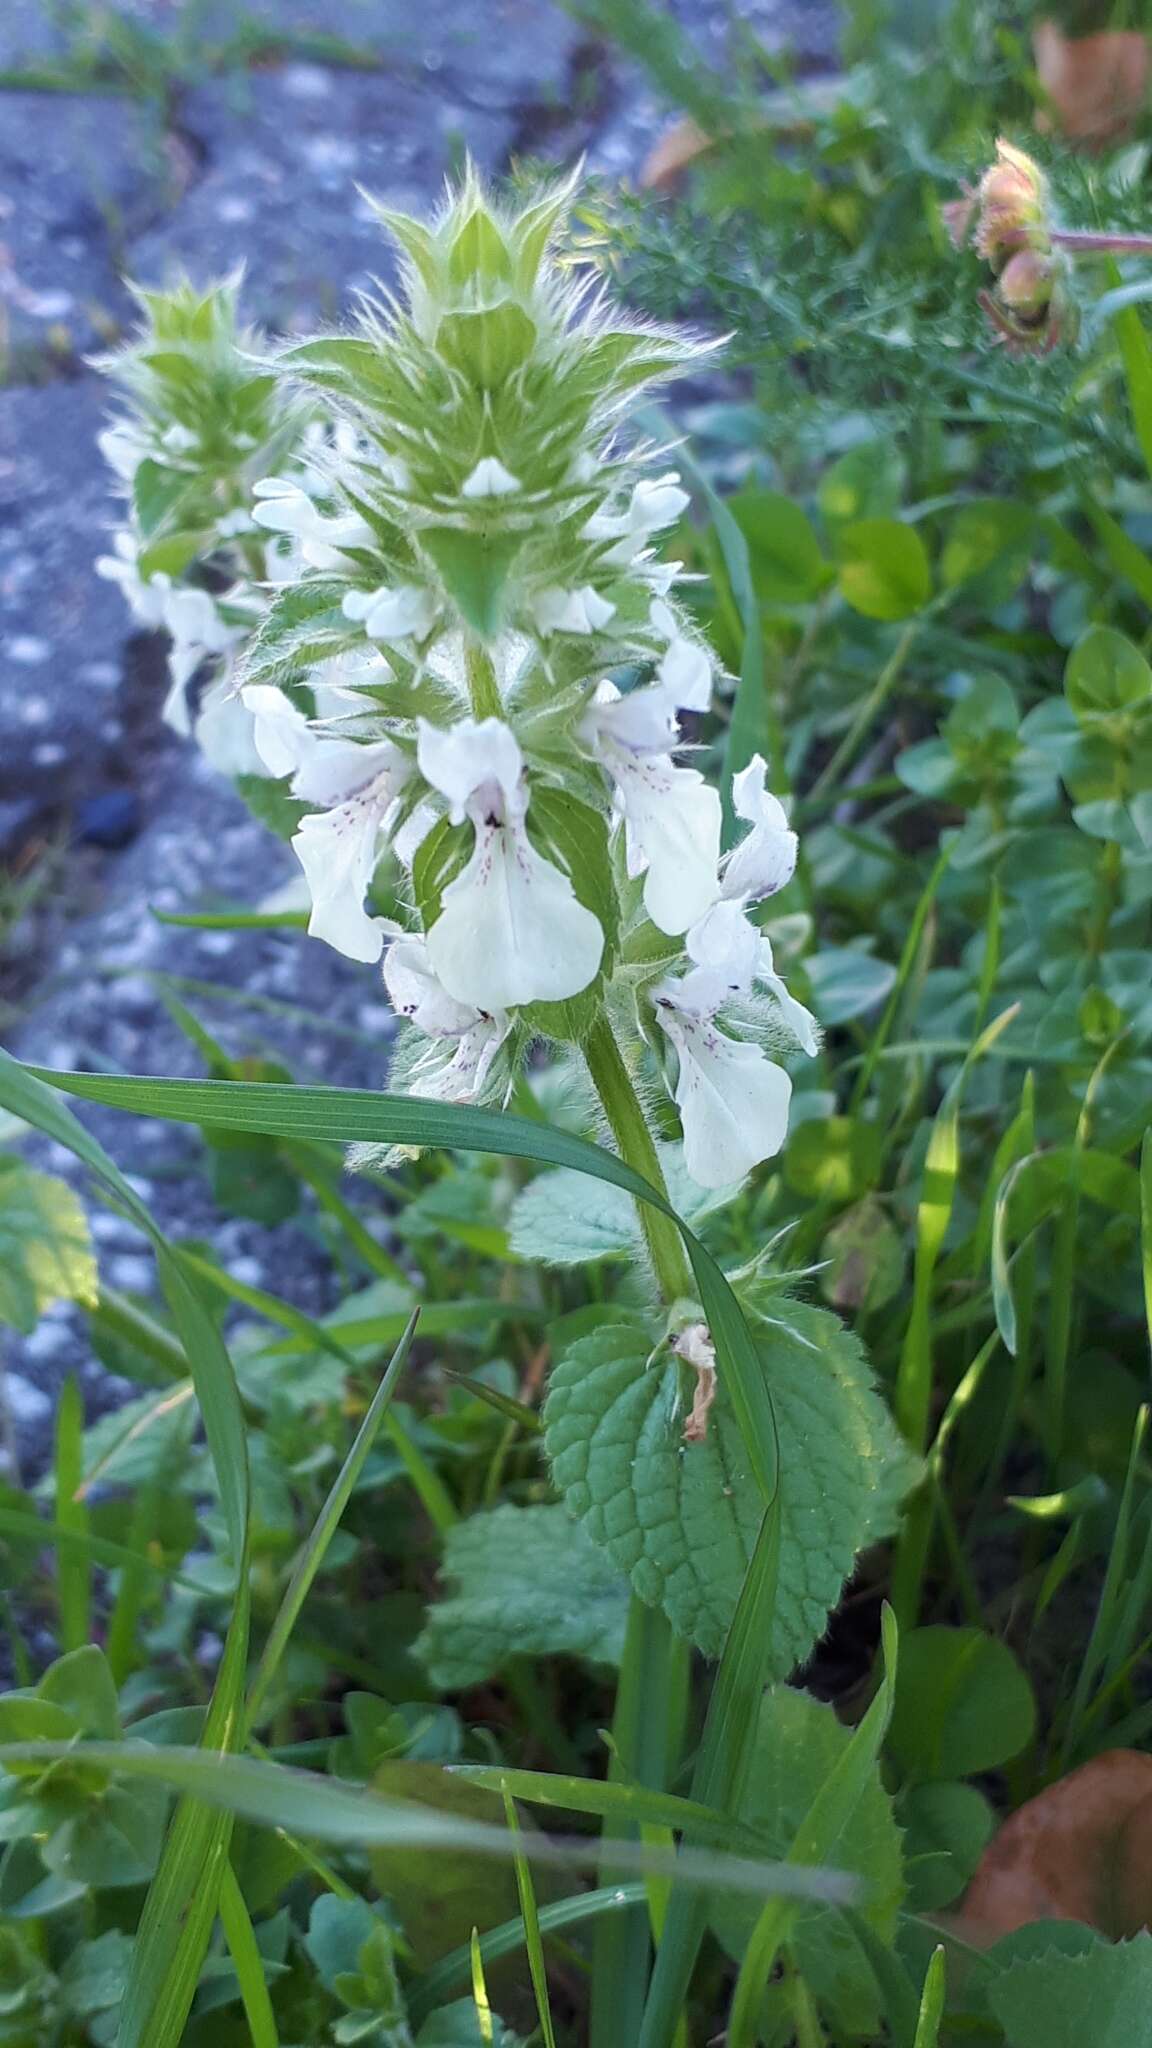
[460,457,521,498]
[587,679,678,755]
[416,717,522,823]
[759,941,820,1057]
[533,584,616,635]
[658,1009,792,1188]
[658,636,711,713]
[292,793,389,963]
[98,423,147,481]
[194,674,265,779]
[686,899,761,996]
[630,475,689,533]
[608,751,721,935]
[723,756,798,901]
[409,1012,511,1103]
[384,934,480,1037]
[392,797,439,869]
[426,820,603,1011]
[343,584,436,641]
[241,684,313,779]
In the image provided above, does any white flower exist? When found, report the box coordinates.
[723,754,798,902]
[95,531,170,630]
[98,423,148,483]
[655,1000,793,1189]
[460,457,521,498]
[585,682,720,936]
[416,716,604,1011]
[657,635,711,712]
[161,586,243,736]
[252,476,373,569]
[384,933,511,1103]
[677,899,819,1057]
[629,474,689,534]
[532,584,616,636]
[342,583,437,643]
[241,685,411,961]
[194,672,268,780]
[757,932,820,1057]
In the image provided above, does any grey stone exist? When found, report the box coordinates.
[0,1,587,117]
[0,377,141,804]
[125,63,517,333]
[0,91,190,368]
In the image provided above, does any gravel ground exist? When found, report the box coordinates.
[0,0,841,1474]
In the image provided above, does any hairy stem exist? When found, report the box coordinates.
[583,1015,695,1306]
[465,640,504,721]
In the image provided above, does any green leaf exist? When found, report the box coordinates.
[0,1164,97,1333]
[731,489,827,603]
[820,1198,905,1316]
[806,948,896,1025]
[836,519,931,621]
[38,1646,120,1741]
[899,1780,995,1911]
[1065,625,1152,725]
[367,1764,522,1969]
[415,1503,630,1689]
[887,1627,1036,1782]
[818,442,904,530]
[416,2001,524,2048]
[419,526,524,639]
[988,1932,1152,2048]
[544,1307,916,1662]
[939,499,1034,605]
[508,1143,733,1266]
[711,1685,904,2037]
[784,1116,883,1203]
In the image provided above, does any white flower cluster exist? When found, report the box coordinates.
[97,177,818,1193]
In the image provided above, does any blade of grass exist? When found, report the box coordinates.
[246,1310,419,1726]
[218,1862,280,2048]
[638,1496,782,2048]
[28,1067,777,1504]
[0,1740,856,1905]
[53,1375,89,1653]
[850,844,951,1115]
[470,1929,495,2045]
[0,1050,253,2048]
[502,1785,558,2048]
[1059,1406,1149,1766]
[913,1947,947,2048]
[727,1607,899,2048]
[409,1883,649,2020]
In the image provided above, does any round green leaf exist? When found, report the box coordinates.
[887,1627,1036,1782]
[836,518,931,620]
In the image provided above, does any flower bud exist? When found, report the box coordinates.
[974,141,1049,273]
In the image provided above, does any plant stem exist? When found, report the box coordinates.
[582,1015,695,2043]
[1052,230,1152,255]
[583,1016,695,1305]
[465,640,503,720]
[803,619,920,810]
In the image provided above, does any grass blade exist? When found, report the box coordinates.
[502,1784,558,2048]
[27,1066,778,1503]
[727,1607,899,2047]
[53,1375,89,1652]
[913,1946,947,2048]
[218,1862,280,2048]
[246,1309,419,1726]
[409,1883,649,2020]
[638,1496,782,2048]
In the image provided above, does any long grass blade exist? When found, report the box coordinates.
[218,1862,280,2048]
[53,1375,89,1652]
[502,1785,558,2048]
[246,1309,419,1725]
[27,1066,778,1503]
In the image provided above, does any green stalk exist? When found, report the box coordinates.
[583,1017,694,1305]
[465,640,504,721]
[583,1015,695,2043]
